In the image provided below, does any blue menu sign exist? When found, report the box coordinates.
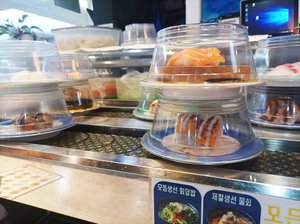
[153,181,201,224]
[204,190,261,223]
[151,178,300,224]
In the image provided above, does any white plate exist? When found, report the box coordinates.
[161,86,242,100]
[141,80,265,88]
[250,109,300,129]
[0,117,76,141]
[141,132,264,165]
[132,109,154,121]
[251,118,300,130]
[266,78,300,87]
[59,46,124,53]
[162,134,241,156]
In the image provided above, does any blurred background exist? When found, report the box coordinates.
[0,0,299,39]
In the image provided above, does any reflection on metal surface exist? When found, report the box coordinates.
[74,116,152,131]
[88,48,153,69]
[96,99,138,109]
[261,139,300,153]
[253,125,300,152]
[253,125,300,141]
[0,141,299,201]
[88,48,154,61]
[91,59,152,68]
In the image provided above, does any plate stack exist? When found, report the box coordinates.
[248,35,300,129]
[0,40,76,141]
[141,23,264,165]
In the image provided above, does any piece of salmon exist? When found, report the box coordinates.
[166,48,225,67]
[150,47,251,83]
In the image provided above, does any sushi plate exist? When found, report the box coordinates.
[141,132,264,166]
[0,117,76,141]
[132,109,154,121]
[141,80,265,88]
[250,109,300,130]
[251,119,300,130]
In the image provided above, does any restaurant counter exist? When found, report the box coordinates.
[0,108,299,223]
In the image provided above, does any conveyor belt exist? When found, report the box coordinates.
[35,131,155,158]
[35,130,300,178]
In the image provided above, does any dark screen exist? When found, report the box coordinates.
[92,0,185,30]
[54,0,80,13]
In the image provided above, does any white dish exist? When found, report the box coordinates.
[251,117,300,130]
[0,117,76,141]
[0,130,62,142]
[141,80,265,88]
[162,134,241,157]
[132,109,154,121]
[266,78,300,87]
[0,79,72,89]
[161,86,242,100]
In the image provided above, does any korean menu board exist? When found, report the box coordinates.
[151,178,300,224]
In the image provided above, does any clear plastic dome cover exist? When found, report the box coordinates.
[60,53,95,79]
[52,26,122,52]
[0,40,67,84]
[148,23,259,86]
[149,93,256,157]
[133,83,160,120]
[247,86,300,129]
[60,79,98,113]
[122,23,157,46]
[254,35,300,86]
[0,84,75,139]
